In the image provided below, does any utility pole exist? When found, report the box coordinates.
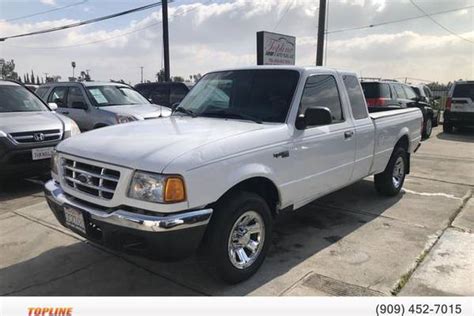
[140,66,144,83]
[162,0,170,82]
[316,0,327,66]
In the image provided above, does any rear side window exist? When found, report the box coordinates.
[343,75,368,120]
[393,84,407,99]
[361,82,391,98]
[453,84,474,99]
[149,85,169,107]
[412,87,421,97]
[403,85,417,100]
[300,75,344,123]
[423,87,432,98]
[170,84,189,105]
[135,85,152,98]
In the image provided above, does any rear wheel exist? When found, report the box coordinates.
[374,147,407,196]
[443,122,453,133]
[200,191,272,283]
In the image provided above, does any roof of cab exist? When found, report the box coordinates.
[41,81,130,87]
[0,80,22,86]
[207,65,357,76]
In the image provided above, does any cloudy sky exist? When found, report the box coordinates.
[0,0,473,84]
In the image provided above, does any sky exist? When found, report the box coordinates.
[0,0,473,84]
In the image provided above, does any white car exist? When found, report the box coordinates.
[44,66,422,283]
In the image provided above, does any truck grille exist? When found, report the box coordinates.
[9,129,61,143]
[63,158,120,200]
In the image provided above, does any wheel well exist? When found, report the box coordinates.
[219,177,280,216]
[395,135,410,174]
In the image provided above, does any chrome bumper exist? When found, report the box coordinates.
[44,180,213,233]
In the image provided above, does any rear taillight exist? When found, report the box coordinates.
[446,97,452,110]
[366,98,386,106]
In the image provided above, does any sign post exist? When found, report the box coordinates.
[256,31,296,65]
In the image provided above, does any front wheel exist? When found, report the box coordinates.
[422,117,432,139]
[200,191,272,283]
[374,147,407,196]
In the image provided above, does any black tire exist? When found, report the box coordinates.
[374,147,407,196]
[422,116,432,139]
[200,191,273,283]
[443,122,453,133]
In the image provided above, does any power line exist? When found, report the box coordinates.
[273,0,294,31]
[327,5,474,35]
[0,2,167,42]
[5,0,88,22]
[7,1,210,49]
[408,0,473,44]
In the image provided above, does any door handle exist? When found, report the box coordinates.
[273,150,290,158]
[344,131,354,139]
[62,111,70,115]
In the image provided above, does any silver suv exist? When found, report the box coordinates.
[444,80,474,133]
[36,82,171,131]
[0,80,80,180]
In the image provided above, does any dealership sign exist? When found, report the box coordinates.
[257,31,296,65]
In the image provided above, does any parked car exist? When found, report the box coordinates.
[134,82,191,108]
[0,80,80,180]
[44,66,422,283]
[36,82,171,131]
[25,84,39,92]
[443,80,474,133]
[361,79,435,139]
[411,83,440,127]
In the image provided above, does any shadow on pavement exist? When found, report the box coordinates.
[0,177,46,202]
[436,127,474,143]
[1,179,403,296]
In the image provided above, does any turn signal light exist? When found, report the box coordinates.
[164,177,186,203]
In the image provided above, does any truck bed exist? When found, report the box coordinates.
[369,108,423,175]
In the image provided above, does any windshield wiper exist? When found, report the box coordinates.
[200,109,262,124]
[173,106,198,118]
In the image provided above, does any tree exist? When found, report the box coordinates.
[191,73,202,83]
[31,70,35,84]
[26,73,30,84]
[172,76,184,82]
[156,69,166,82]
[37,75,40,85]
[0,59,19,80]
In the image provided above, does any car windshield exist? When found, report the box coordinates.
[361,82,391,98]
[453,83,474,100]
[0,85,49,113]
[175,69,300,123]
[86,85,149,106]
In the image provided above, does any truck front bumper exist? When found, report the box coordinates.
[44,180,213,260]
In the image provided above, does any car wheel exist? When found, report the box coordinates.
[443,123,453,133]
[374,147,407,196]
[200,191,272,283]
[422,117,432,139]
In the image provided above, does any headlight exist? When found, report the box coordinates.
[128,171,186,203]
[51,151,60,178]
[116,114,138,124]
[64,121,81,138]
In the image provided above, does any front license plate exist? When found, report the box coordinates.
[64,206,86,234]
[32,147,54,160]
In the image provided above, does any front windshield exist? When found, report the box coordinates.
[86,85,149,107]
[0,85,49,113]
[176,69,300,123]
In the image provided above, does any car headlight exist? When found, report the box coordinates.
[51,151,61,178]
[116,114,138,124]
[64,121,81,138]
[128,171,186,203]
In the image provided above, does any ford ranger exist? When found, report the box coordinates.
[44,66,422,283]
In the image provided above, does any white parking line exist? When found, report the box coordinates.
[402,188,463,200]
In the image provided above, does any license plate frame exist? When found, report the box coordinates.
[32,147,55,160]
[64,205,87,234]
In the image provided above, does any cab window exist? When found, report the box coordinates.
[343,75,368,120]
[48,87,68,108]
[300,75,344,124]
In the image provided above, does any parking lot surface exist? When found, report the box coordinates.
[1,126,473,296]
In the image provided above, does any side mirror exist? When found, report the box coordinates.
[72,101,88,110]
[295,106,332,130]
[48,102,58,111]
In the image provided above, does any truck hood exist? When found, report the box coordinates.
[0,111,65,134]
[101,103,171,119]
[57,116,269,172]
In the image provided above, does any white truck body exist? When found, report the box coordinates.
[45,66,422,282]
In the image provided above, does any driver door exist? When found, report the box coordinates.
[65,86,91,131]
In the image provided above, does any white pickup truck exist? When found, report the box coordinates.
[45,66,422,283]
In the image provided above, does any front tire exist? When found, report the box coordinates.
[374,147,407,196]
[200,191,272,283]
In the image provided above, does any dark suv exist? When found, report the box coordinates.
[444,81,474,133]
[134,82,191,108]
[361,80,435,139]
